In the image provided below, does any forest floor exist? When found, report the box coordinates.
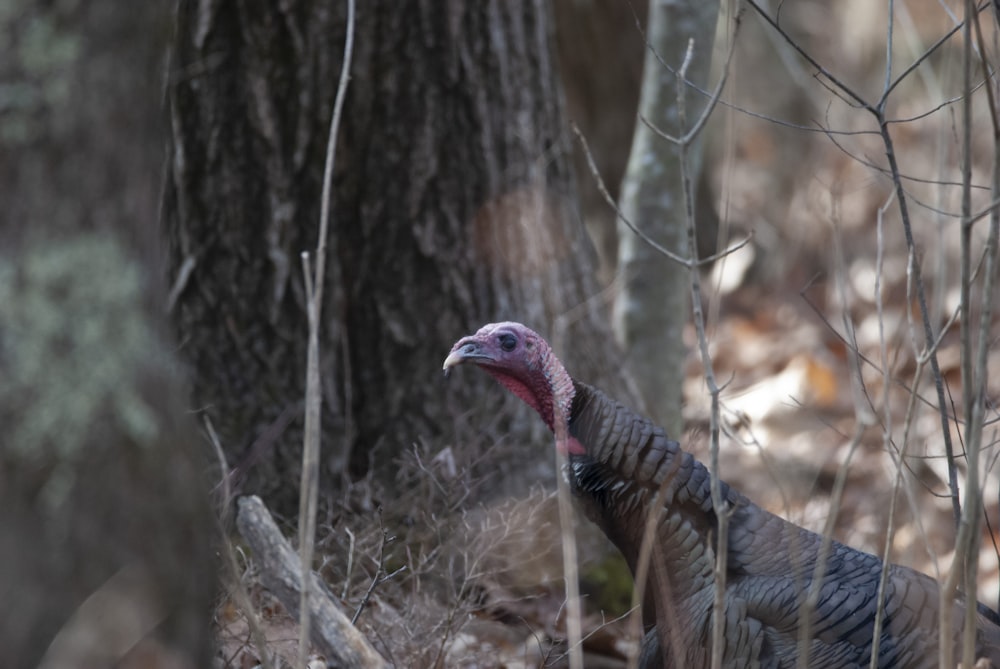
[212,258,1000,668]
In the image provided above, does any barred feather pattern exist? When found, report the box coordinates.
[565,381,1000,669]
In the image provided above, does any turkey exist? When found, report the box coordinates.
[444,321,1000,668]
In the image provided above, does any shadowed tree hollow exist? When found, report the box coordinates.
[164,0,631,513]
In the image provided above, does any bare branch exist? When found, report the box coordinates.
[351,509,406,625]
[297,1,355,667]
[572,123,752,269]
[881,2,993,106]
[638,3,745,147]
[951,0,1000,661]
[743,0,871,110]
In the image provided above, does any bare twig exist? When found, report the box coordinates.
[205,416,275,669]
[204,415,233,516]
[606,4,743,663]
[954,1,1000,662]
[746,0,969,534]
[954,1,979,663]
[797,423,867,669]
[549,318,584,669]
[341,527,356,601]
[297,1,355,667]
[881,2,992,106]
[571,127,753,270]
[800,201,876,667]
[940,0,994,662]
[165,254,196,314]
[553,466,584,669]
[870,192,901,669]
[351,509,406,626]
[672,35,733,667]
[818,123,994,211]
[628,483,683,669]
[737,9,1000,662]
[638,3,743,147]
[884,110,957,660]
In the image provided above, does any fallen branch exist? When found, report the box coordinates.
[236,495,386,669]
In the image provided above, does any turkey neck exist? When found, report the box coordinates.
[566,380,731,611]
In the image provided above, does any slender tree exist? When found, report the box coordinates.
[613,0,720,433]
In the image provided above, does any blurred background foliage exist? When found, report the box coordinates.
[0,1,214,666]
[0,236,157,485]
[0,0,170,239]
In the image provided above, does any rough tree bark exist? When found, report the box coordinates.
[164,0,632,514]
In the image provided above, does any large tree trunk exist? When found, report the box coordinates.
[165,0,632,514]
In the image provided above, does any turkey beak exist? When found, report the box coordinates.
[443,339,491,375]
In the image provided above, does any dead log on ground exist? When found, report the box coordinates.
[236,495,386,669]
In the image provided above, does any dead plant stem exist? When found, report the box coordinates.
[297,2,355,667]
[205,416,274,669]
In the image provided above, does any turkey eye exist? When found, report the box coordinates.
[499,334,517,351]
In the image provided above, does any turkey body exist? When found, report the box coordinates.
[444,322,1000,668]
[569,381,1000,668]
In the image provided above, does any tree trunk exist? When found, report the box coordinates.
[165,0,631,514]
[612,0,720,434]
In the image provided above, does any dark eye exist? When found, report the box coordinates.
[499,333,517,352]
